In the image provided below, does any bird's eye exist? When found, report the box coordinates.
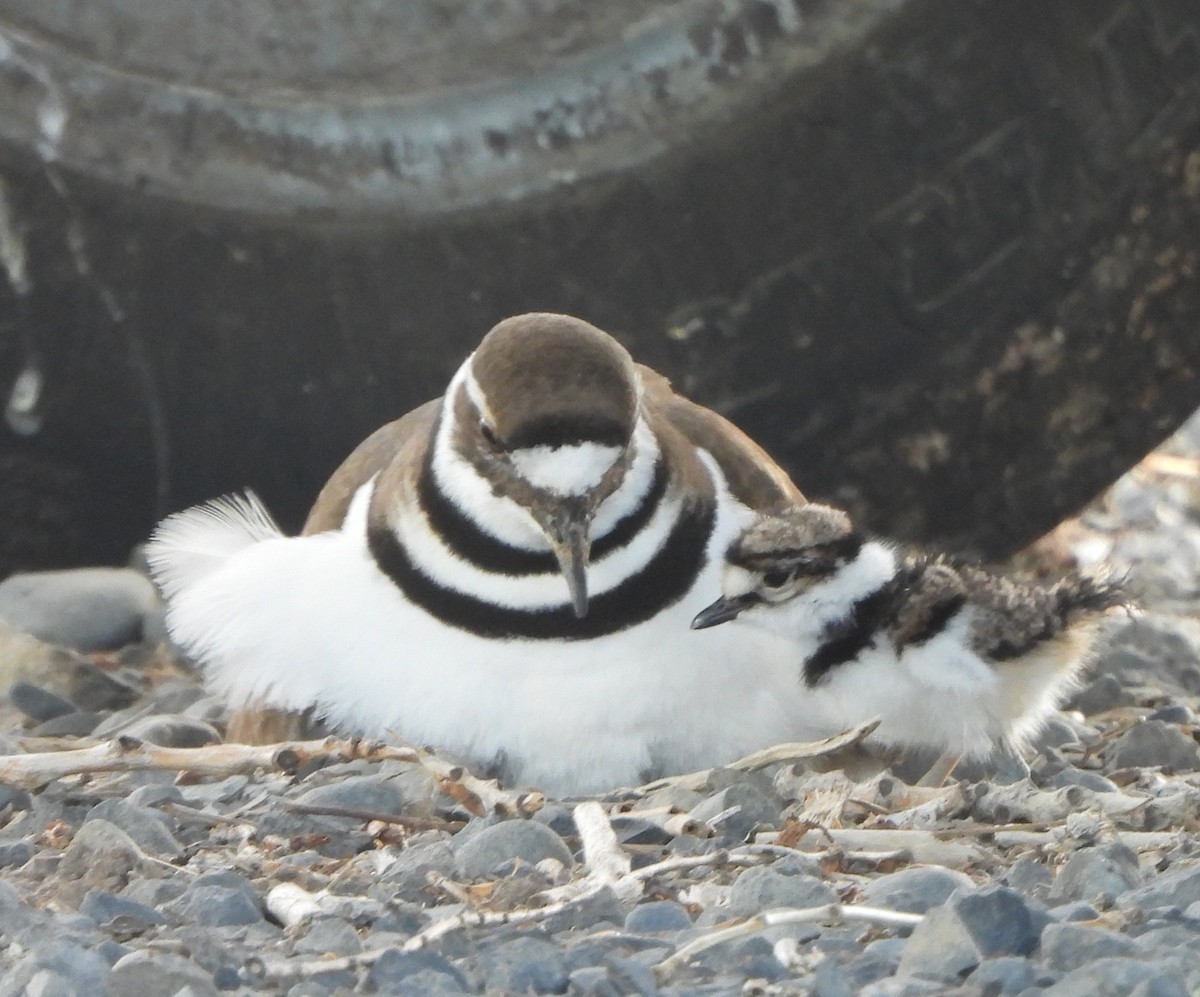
[761,570,791,589]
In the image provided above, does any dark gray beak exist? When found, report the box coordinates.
[543,503,592,619]
[691,593,756,630]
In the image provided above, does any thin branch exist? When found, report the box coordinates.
[636,719,881,794]
[653,903,924,980]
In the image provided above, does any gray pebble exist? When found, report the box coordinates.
[1107,720,1200,772]
[0,840,33,869]
[79,890,166,932]
[363,949,469,993]
[1069,673,1132,715]
[1048,842,1144,903]
[1041,956,1188,996]
[691,783,780,841]
[1048,901,1101,922]
[860,867,975,914]
[455,819,573,879]
[150,680,207,714]
[728,865,837,917]
[1044,767,1121,793]
[286,985,332,997]
[120,878,187,908]
[478,936,568,995]
[86,799,184,859]
[294,773,405,815]
[125,784,184,809]
[967,956,1037,995]
[7,682,75,722]
[107,950,218,997]
[11,941,111,996]
[294,916,362,956]
[166,885,263,927]
[1119,864,1200,910]
[896,886,1043,980]
[531,803,576,839]
[382,840,458,904]
[624,901,692,934]
[542,884,625,934]
[118,714,222,748]
[56,819,153,900]
[31,711,103,738]
[610,814,671,846]
[568,966,618,996]
[23,970,79,997]
[0,567,159,651]
[1040,921,1145,971]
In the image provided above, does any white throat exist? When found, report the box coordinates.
[509,442,621,496]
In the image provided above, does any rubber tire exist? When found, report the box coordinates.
[1,0,1199,572]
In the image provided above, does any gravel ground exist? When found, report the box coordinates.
[4,420,1200,996]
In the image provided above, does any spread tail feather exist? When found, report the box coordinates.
[146,491,284,600]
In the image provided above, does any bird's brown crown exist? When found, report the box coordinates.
[730,504,860,572]
[471,313,638,450]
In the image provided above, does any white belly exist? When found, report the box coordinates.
[163,484,811,795]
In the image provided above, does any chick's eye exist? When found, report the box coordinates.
[761,570,791,589]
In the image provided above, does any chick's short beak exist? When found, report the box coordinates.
[691,593,756,630]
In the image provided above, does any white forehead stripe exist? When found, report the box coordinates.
[509,443,623,496]
[461,364,497,428]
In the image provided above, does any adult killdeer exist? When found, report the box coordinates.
[692,503,1125,767]
[148,313,808,794]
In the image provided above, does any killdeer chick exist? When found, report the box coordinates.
[692,503,1125,768]
[148,313,808,794]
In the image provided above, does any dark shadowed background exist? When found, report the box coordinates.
[1,0,1199,575]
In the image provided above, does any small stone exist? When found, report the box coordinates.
[294,916,362,957]
[7,682,75,722]
[1107,721,1200,771]
[1044,768,1121,793]
[118,714,222,749]
[861,867,975,914]
[568,966,618,996]
[56,820,152,902]
[108,951,218,997]
[0,568,159,651]
[896,886,1042,981]
[1048,842,1144,904]
[967,956,1036,995]
[17,940,111,996]
[167,885,263,927]
[1041,957,1188,997]
[1029,716,1082,753]
[86,799,185,859]
[31,711,103,737]
[542,885,625,934]
[363,949,469,993]
[120,878,187,908]
[531,803,576,839]
[382,840,458,904]
[728,865,837,917]
[454,820,573,879]
[23,970,78,997]
[479,936,568,995]
[1049,901,1101,922]
[0,840,33,869]
[294,773,405,815]
[79,890,166,933]
[609,815,671,846]
[691,783,781,841]
[1119,864,1200,910]
[1040,922,1144,971]
[151,680,206,714]
[286,984,332,997]
[1071,674,1133,718]
[1149,703,1194,724]
[624,901,692,934]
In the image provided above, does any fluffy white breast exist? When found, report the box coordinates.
[152,455,820,794]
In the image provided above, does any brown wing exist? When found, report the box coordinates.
[302,398,440,534]
[637,364,803,513]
